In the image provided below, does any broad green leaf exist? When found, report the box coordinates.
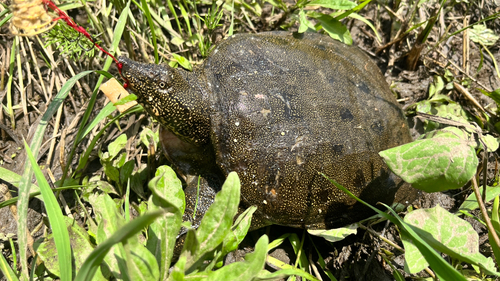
[175,228,199,278]
[168,255,187,281]
[469,25,499,46]
[221,206,257,256]
[307,0,356,10]
[125,238,160,281]
[130,166,148,199]
[380,127,478,192]
[324,175,468,281]
[416,102,472,132]
[478,134,499,152]
[108,134,128,159]
[428,75,445,98]
[74,210,164,281]
[202,235,269,280]
[298,10,316,33]
[25,142,72,281]
[37,217,106,280]
[308,223,359,242]
[459,185,500,212]
[140,127,159,152]
[188,172,241,268]
[89,193,128,280]
[146,166,185,280]
[403,205,497,275]
[311,14,352,44]
[119,160,135,185]
[172,53,193,71]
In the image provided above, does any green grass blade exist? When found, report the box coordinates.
[74,106,142,176]
[139,0,159,63]
[17,70,93,280]
[74,210,165,281]
[323,174,467,281]
[61,0,131,184]
[0,13,12,30]
[0,186,78,209]
[24,142,71,281]
[0,167,39,194]
[489,196,500,263]
[0,252,20,281]
[76,102,116,144]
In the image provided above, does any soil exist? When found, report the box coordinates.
[1,1,500,280]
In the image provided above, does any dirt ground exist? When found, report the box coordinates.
[1,1,500,280]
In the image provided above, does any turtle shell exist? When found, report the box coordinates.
[201,31,415,228]
[118,31,416,230]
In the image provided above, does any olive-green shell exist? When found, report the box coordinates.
[202,32,414,228]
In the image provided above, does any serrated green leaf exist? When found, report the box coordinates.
[380,127,478,192]
[188,172,241,269]
[203,235,269,280]
[308,223,359,242]
[146,166,185,279]
[403,205,497,275]
[74,210,164,281]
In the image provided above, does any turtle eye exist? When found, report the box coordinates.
[159,82,166,89]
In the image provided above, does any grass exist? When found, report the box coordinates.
[0,0,500,280]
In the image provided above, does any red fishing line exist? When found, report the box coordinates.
[42,0,124,76]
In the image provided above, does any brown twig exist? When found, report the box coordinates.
[472,176,500,250]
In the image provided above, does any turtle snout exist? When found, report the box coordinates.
[118,56,134,78]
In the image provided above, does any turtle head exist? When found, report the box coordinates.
[118,57,210,145]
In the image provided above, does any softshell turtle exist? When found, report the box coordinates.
[118,31,416,230]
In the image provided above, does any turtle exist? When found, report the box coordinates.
[118,31,417,230]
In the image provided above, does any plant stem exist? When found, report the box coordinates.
[472,176,500,250]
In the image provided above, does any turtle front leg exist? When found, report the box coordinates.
[159,126,224,228]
